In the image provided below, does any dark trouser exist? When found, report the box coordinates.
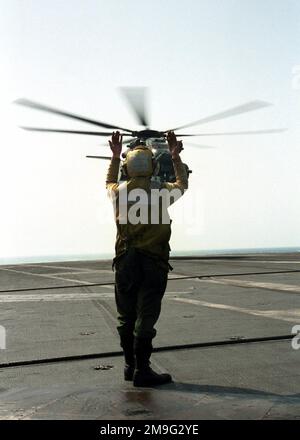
[114,248,168,341]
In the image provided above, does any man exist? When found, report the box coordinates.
[106,130,188,387]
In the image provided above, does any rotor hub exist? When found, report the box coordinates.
[131,129,165,140]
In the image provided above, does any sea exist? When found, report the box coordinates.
[1,247,299,265]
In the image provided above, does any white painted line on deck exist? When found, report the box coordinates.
[204,277,300,293]
[0,291,190,303]
[228,260,300,264]
[168,273,192,279]
[7,263,100,272]
[38,275,95,285]
[38,270,113,276]
[170,297,300,323]
[0,267,95,285]
[0,292,114,302]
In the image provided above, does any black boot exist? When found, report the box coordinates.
[124,364,134,381]
[133,337,172,387]
[120,334,135,381]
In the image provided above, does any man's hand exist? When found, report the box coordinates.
[109,131,123,158]
[167,131,183,159]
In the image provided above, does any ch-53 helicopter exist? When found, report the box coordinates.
[15,87,286,183]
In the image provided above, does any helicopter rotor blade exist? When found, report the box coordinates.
[20,127,131,136]
[123,138,136,144]
[86,155,111,160]
[184,142,216,149]
[176,128,287,137]
[98,137,136,147]
[165,100,272,132]
[119,87,149,127]
[15,98,133,133]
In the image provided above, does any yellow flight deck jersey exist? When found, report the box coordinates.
[106,155,188,269]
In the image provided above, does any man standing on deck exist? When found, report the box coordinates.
[106,131,188,387]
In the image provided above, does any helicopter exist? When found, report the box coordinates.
[15,87,287,183]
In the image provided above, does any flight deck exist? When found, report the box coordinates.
[0,253,299,420]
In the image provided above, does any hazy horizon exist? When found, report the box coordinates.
[2,246,300,266]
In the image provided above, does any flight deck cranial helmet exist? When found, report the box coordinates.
[123,144,156,178]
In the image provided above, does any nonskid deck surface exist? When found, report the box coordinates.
[0,253,300,420]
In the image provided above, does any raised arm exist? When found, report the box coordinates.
[106,131,123,193]
[163,131,188,193]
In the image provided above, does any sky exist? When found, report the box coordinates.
[0,0,300,263]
